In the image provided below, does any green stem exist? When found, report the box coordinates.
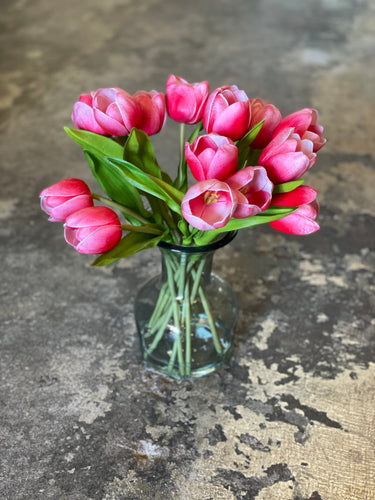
[91,192,151,225]
[174,123,187,191]
[197,284,223,354]
[184,281,191,376]
[147,283,169,331]
[168,340,179,372]
[159,204,182,244]
[191,261,223,355]
[165,257,184,376]
[190,258,206,302]
[147,303,173,352]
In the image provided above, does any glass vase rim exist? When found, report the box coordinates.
[158,230,238,254]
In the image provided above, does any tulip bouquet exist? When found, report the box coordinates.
[40,75,325,376]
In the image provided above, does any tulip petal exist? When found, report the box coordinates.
[259,128,297,164]
[185,144,206,181]
[271,185,317,207]
[212,101,250,140]
[134,91,166,135]
[262,151,311,183]
[93,107,128,136]
[269,213,320,235]
[75,225,122,254]
[209,145,238,180]
[65,206,120,228]
[115,92,141,131]
[40,178,91,197]
[46,195,93,222]
[72,102,108,135]
[167,85,197,122]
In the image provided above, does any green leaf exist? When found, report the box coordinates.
[259,206,297,215]
[272,179,305,194]
[122,129,174,224]
[123,128,162,178]
[105,157,184,214]
[84,151,149,225]
[91,230,168,266]
[64,127,124,158]
[237,120,264,168]
[236,120,264,151]
[187,121,203,144]
[193,207,296,245]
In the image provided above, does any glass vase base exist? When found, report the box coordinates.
[135,273,237,379]
[139,320,234,378]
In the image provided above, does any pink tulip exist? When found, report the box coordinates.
[226,166,273,218]
[72,87,141,136]
[40,178,93,222]
[184,134,238,181]
[64,206,122,254]
[248,98,282,149]
[165,75,209,124]
[71,92,108,135]
[133,90,166,135]
[258,127,316,183]
[92,88,141,136]
[273,108,326,152]
[269,185,320,234]
[181,180,237,231]
[203,85,250,141]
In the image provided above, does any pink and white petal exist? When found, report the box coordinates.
[264,152,311,183]
[64,226,80,248]
[40,178,90,197]
[65,207,119,228]
[48,195,94,222]
[213,101,250,139]
[72,102,108,135]
[75,225,122,254]
[115,92,141,131]
[185,147,206,181]
[209,146,238,180]
[78,93,94,106]
[167,85,197,122]
[271,186,318,207]
[275,109,312,136]
[93,108,128,136]
[259,127,296,163]
[269,212,320,235]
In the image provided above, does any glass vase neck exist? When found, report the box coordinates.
[157,230,238,254]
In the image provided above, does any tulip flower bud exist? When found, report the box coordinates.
[72,87,141,136]
[181,179,237,231]
[71,92,108,135]
[166,75,209,124]
[273,108,326,152]
[248,98,282,149]
[64,206,122,254]
[133,90,166,136]
[226,166,273,218]
[259,128,316,183]
[92,88,141,136]
[185,134,238,181]
[203,85,250,141]
[269,185,320,234]
[40,178,94,222]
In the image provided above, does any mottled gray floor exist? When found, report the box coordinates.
[1,0,375,499]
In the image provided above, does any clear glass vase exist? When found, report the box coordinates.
[134,231,238,378]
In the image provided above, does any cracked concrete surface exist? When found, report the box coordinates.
[1,0,375,498]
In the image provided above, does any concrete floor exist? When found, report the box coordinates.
[1,0,375,499]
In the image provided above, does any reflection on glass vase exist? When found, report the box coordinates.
[134,231,238,378]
